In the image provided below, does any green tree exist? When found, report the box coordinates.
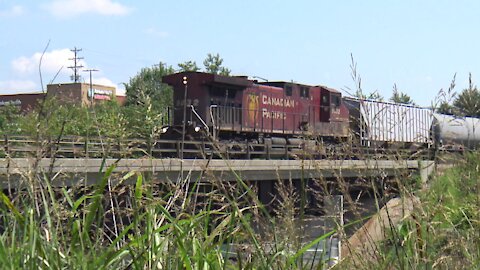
[390,84,414,105]
[14,97,131,141]
[433,74,457,115]
[0,104,22,134]
[15,97,69,138]
[354,89,384,101]
[366,91,383,101]
[91,100,130,139]
[124,99,163,136]
[203,53,231,76]
[453,74,480,117]
[436,101,455,115]
[178,61,200,72]
[124,62,175,110]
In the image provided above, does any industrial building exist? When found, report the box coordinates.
[0,83,125,113]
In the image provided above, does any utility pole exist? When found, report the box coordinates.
[83,69,99,105]
[68,47,84,82]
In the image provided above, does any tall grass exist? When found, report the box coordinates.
[338,152,480,269]
[2,139,478,269]
[0,157,346,269]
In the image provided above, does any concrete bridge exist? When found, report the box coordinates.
[0,158,435,189]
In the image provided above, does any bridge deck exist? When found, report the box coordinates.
[0,158,434,188]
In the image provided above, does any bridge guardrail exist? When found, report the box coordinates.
[0,134,433,160]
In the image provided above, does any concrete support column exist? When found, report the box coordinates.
[419,160,435,184]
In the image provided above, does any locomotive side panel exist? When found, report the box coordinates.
[242,86,261,131]
[261,84,299,134]
[242,84,305,135]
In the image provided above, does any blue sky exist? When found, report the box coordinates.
[1,0,479,106]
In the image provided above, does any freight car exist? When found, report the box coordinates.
[343,97,433,149]
[432,113,480,150]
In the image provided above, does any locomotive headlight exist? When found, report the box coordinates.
[161,127,169,133]
[194,126,201,132]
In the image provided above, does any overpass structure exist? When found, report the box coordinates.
[0,158,435,189]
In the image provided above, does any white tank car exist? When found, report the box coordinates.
[432,113,480,149]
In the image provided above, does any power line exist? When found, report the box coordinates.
[68,47,84,83]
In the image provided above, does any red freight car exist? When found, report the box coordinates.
[161,72,349,146]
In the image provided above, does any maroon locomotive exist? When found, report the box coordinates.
[161,72,350,155]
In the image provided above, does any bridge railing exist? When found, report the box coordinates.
[0,135,432,160]
[0,135,312,159]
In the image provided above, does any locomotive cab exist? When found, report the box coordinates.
[319,87,347,122]
[314,86,350,137]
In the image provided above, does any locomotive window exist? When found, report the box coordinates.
[210,87,236,98]
[332,95,341,107]
[285,85,293,96]
[322,95,328,103]
[300,87,310,98]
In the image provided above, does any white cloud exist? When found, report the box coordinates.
[11,48,84,76]
[9,49,120,93]
[0,5,24,18]
[46,0,130,18]
[144,27,169,38]
[11,56,35,74]
[0,80,37,93]
[92,77,117,89]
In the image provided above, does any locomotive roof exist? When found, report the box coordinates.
[163,72,347,94]
[258,81,341,93]
[258,81,309,88]
[318,85,341,93]
[162,72,252,88]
